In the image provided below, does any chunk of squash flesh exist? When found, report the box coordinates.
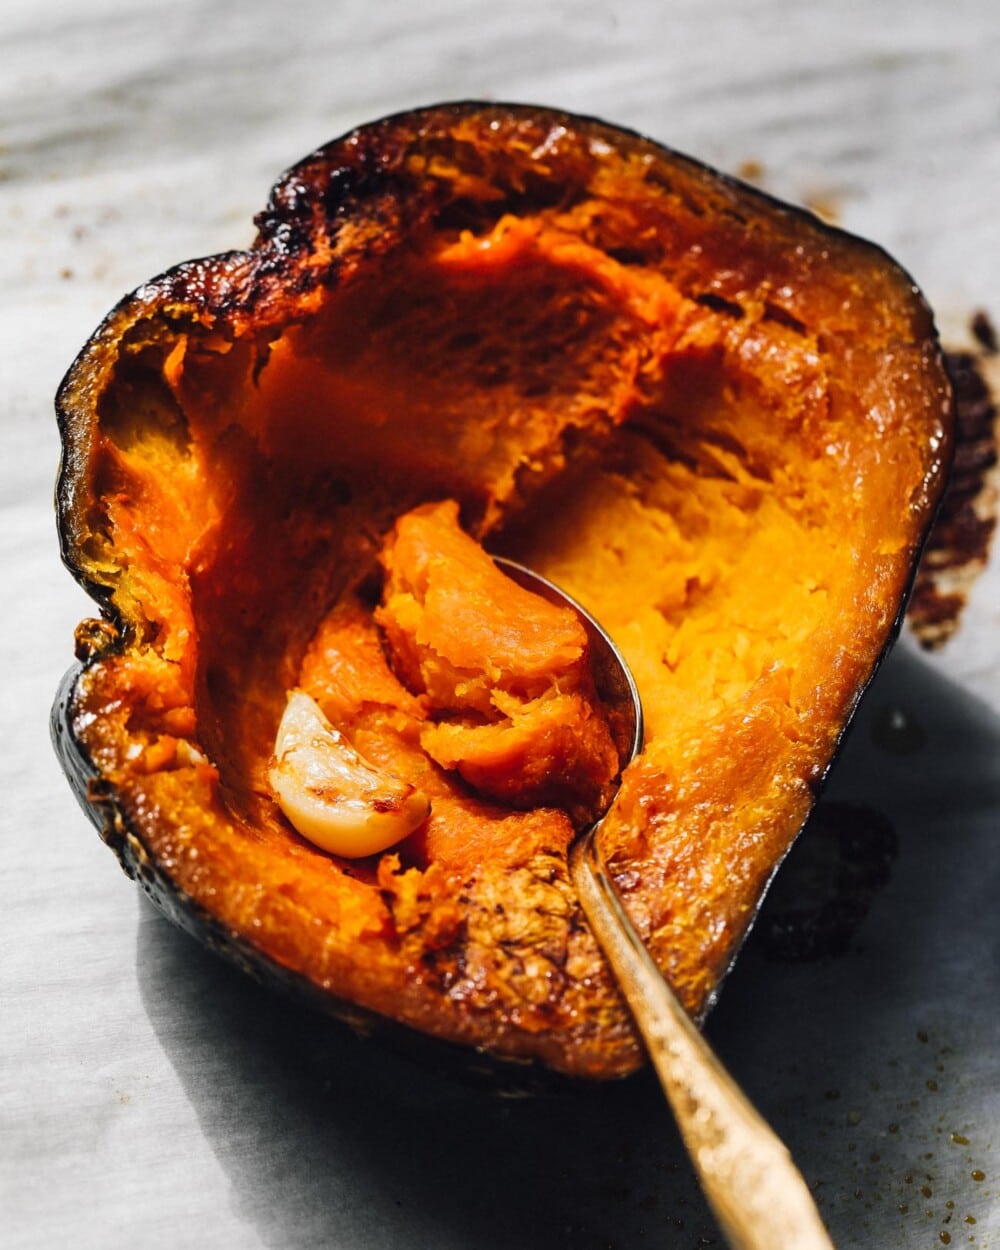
[371,499,620,823]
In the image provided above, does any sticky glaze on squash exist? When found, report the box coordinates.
[54,103,953,1080]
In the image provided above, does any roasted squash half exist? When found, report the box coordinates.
[54,103,953,1080]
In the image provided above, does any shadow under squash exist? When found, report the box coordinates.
[137,644,1000,1250]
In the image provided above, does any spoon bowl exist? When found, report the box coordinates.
[494,556,836,1250]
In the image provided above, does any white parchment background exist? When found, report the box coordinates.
[3,3,998,1248]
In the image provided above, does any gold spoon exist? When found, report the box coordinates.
[495,557,836,1250]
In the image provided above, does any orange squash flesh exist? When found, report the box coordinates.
[372,499,621,823]
[55,104,953,1079]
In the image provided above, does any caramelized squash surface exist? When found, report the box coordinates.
[55,103,953,1078]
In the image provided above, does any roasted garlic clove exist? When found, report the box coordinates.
[269,689,430,857]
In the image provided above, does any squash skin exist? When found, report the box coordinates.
[53,102,954,1081]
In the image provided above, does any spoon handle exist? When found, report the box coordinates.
[570,836,836,1250]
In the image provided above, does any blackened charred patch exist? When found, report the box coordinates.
[757,801,898,962]
[694,291,745,319]
[260,130,402,238]
[607,246,655,267]
[320,164,386,220]
[971,309,998,355]
[762,301,807,335]
[908,335,998,649]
